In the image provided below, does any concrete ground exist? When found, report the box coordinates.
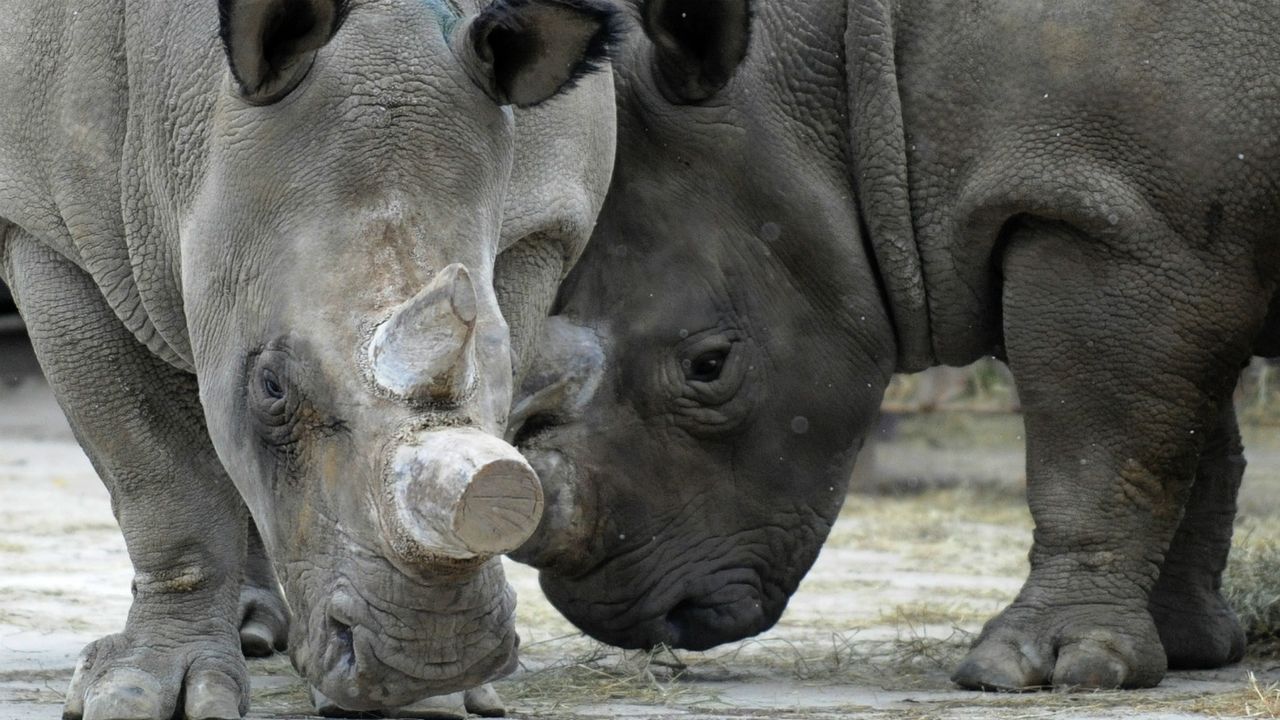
[4,336,1280,719]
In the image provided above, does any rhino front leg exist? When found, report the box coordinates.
[3,233,249,719]
[238,521,289,658]
[952,217,1266,691]
[1147,400,1247,669]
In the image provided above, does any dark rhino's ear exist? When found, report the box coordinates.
[219,0,348,104]
[641,0,751,103]
[460,0,621,108]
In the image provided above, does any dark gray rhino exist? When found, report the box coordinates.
[0,0,617,717]
[511,0,1280,692]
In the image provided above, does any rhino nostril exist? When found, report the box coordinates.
[667,598,696,622]
[663,594,764,652]
[512,412,560,447]
[663,598,699,648]
[328,617,355,671]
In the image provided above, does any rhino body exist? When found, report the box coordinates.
[0,0,616,716]
[513,0,1280,691]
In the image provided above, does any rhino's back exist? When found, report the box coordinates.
[897,0,1280,192]
[890,0,1280,362]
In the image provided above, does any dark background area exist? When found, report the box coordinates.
[0,280,40,383]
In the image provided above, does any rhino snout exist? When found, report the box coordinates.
[383,428,544,563]
[302,564,520,711]
[509,446,597,573]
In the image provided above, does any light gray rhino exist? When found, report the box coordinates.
[511,0,1280,692]
[0,0,617,717]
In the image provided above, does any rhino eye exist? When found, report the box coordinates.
[686,349,728,383]
[249,349,294,424]
[250,350,301,448]
[261,368,286,400]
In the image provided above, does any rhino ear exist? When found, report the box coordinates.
[459,0,621,108]
[641,0,751,103]
[219,0,348,104]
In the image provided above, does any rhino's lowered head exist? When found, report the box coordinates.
[178,0,618,710]
[510,0,897,653]
[510,235,892,654]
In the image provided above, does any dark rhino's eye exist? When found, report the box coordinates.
[261,368,286,400]
[686,349,728,383]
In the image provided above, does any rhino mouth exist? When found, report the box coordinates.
[289,560,520,712]
[312,612,518,711]
[543,563,787,651]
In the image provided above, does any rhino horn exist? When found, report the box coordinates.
[507,316,605,443]
[384,428,544,562]
[370,264,478,403]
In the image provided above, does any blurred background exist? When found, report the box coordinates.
[0,281,40,385]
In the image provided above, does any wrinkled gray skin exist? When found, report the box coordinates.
[513,0,1280,692]
[0,0,617,717]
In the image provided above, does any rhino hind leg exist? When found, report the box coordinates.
[952,217,1265,691]
[1148,401,1247,669]
[4,232,250,719]
[239,521,290,657]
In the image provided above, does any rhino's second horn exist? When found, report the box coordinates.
[370,263,479,403]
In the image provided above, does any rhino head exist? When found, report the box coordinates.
[181,0,617,710]
[509,0,898,651]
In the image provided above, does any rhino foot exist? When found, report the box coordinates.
[311,681,504,712]
[951,604,1165,691]
[311,684,505,718]
[462,684,506,717]
[239,523,288,659]
[62,631,248,720]
[1149,587,1246,670]
[237,583,289,658]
